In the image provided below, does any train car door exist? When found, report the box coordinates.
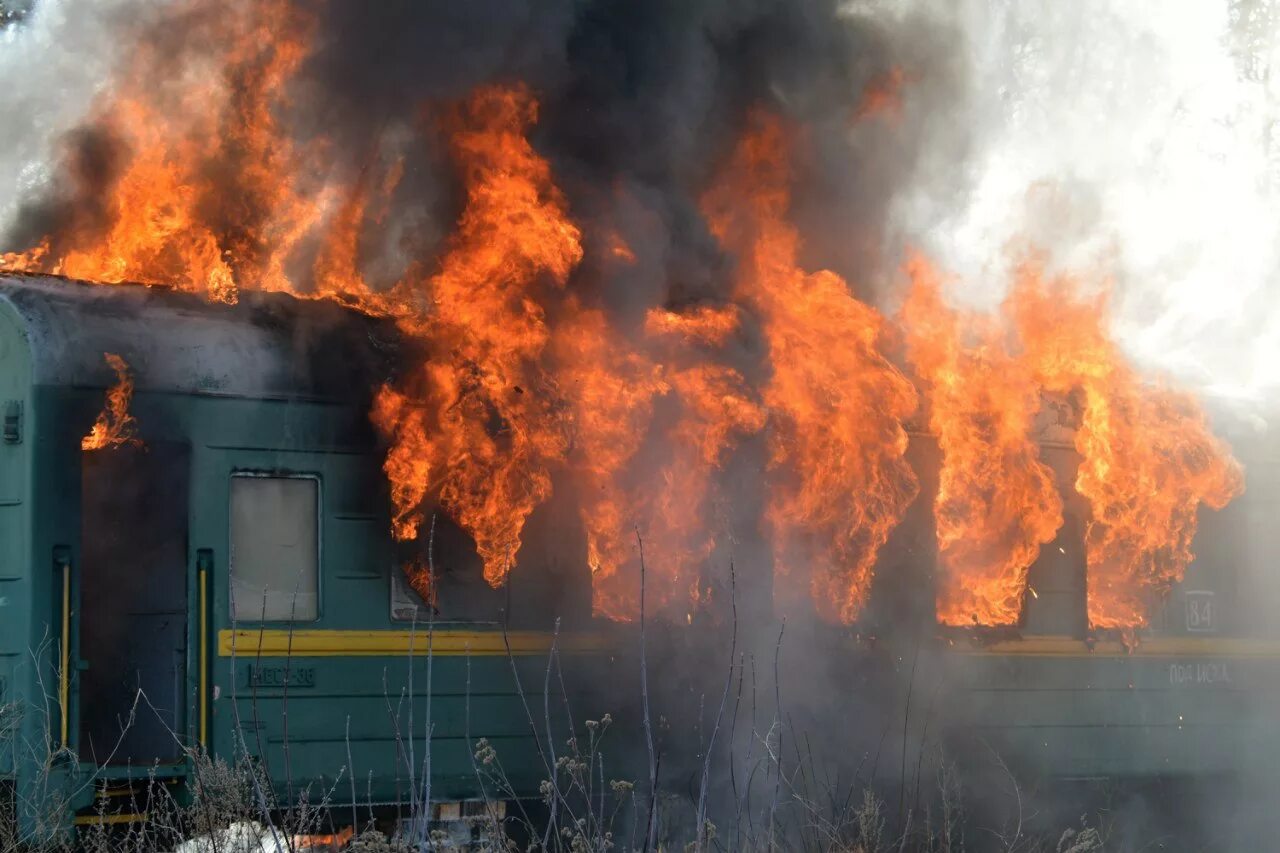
[78,442,190,766]
[193,449,330,764]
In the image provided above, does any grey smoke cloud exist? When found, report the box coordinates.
[0,0,140,234]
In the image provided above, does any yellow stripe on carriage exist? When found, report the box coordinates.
[948,635,1280,658]
[217,628,617,658]
[73,813,147,826]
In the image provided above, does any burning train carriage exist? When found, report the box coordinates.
[0,273,607,838]
[0,271,1275,839]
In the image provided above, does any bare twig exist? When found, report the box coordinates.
[768,618,786,847]
[694,561,738,852]
[636,528,659,853]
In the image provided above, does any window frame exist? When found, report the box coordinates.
[389,560,434,623]
[227,470,323,624]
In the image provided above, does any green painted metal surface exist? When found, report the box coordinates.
[0,300,30,782]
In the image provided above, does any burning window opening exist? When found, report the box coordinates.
[902,255,1064,628]
[81,352,141,452]
[370,83,582,592]
[402,556,439,614]
[701,111,920,625]
[1010,262,1246,638]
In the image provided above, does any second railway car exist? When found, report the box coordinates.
[806,400,1280,792]
[927,406,1280,782]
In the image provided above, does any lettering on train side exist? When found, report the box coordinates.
[1168,662,1232,686]
[244,665,317,689]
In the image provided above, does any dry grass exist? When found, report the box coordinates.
[1,699,1118,853]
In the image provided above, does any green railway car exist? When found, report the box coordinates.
[0,274,611,842]
[2,272,1277,844]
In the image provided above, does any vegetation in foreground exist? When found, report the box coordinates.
[3,689,1117,853]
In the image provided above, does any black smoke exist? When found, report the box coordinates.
[300,0,963,304]
[3,0,966,310]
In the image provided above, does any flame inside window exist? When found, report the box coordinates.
[82,353,141,452]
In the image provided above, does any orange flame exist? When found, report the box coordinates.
[643,304,741,347]
[1008,261,1244,635]
[702,112,918,624]
[647,362,765,611]
[555,301,665,620]
[1,240,50,273]
[852,67,909,125]
[370,84,583,588]
[0,0,1244,634]
[402,557,439,611]
[902,256,1064,626]
[82,353,141,451]
[606,231,638,264]
[558,301,763,621]
[312,155,406,315]
[1,0,322,304]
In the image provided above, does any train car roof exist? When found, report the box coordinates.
[0,273,400,402]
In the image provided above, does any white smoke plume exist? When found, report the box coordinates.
[856,0,1280,400]
[0,0,146,231]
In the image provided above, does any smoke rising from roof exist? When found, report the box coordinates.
[0,0,955,302]
[5,1,1278,403]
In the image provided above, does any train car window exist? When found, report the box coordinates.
[1023,510,1087,636]
[229,474,319,621]
[386,511,584,624]
[390,566,433,622]
[388,538,505,623]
